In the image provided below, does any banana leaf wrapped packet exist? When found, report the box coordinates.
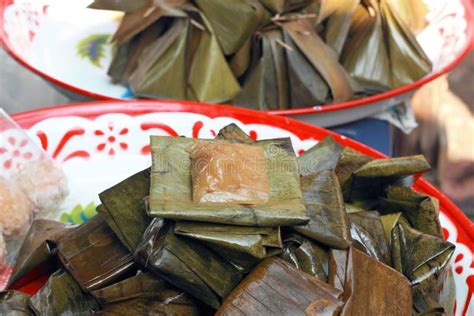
[298,135,342,176]
[7,220,72,289]
[29,269,99,315]
[91,271,200,315]
[175,221,282,272]
[98,168,151,252]
[217,257,344,315]
[148,136,308,227]
[0,291,32,315]
[135,218,243,309]
[279,232,329,282]
[57,215,136,292]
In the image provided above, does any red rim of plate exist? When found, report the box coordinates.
[1,0,474,116]
[11,100,474,245]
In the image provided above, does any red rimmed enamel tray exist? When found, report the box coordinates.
[1,0,473,126]
[0,100,473,314]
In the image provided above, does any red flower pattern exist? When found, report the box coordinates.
[0,136,34,170]
[94,123,129,156]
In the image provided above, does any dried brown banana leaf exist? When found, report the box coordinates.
[107,40,136,84]
[391,218,455,286]
[29,270,99,315]
[129,18,190,99]
[282,18,353,102]
[294,169,351,249]
[0,291,32,315]
[216,123,253,143]
[149,136,308,227]
[328,249,348,291]
[8,220,72,288]
[380,186,443,238]
[298,135,342,176]
[283,30,329,107]
[325,0,360,56]
[57,215,136,292]
[112,0,187,44]
[188,15,241,103]
[341,247,412,315]
[195,0,267,55]
[217,257,344,315]
[387,0,428,34]
[92,296,200,315]
[413,268,456,315]
[260,0,314,14]
[381,0,432,88]
[98,169,151,252]
[229,38,252,78]
[135,219,242,309]
[88,0,149,12]
[280,232,328,282]
[349,211,390,265]
[335,146,374,198]
[342,1,391,93]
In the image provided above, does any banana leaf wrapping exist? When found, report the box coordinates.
[343,155,431,201]
[412,268,456,315]
[175,221,282,272]
[279,232,328,282]
[342,0,431,92]
[7,220,72,289]
[135,219,243,309]
[91,272,200,315]
[335,147,374,198]
[260,0,314,14]
[216,123,253,143]
[298,135,342,176]
[294,169,352,249]
[340,247,413,315]
[324,0,360,56]
[0,291,32,315]
[387,0,428,34]
[98,168,151,252]
[348,211,390,265]
[217,257,344,316]
[379,186,443,238]
[328,249,348,291]
[88,0,148,12]
[148,136,308,227]
[29,270,99,315]
[390,217,455,287]
[57,215,136,292]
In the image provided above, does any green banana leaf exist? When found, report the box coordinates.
[342,1,391,93]
[381,0,432,88]
[91,272,169,306]
[391,218,455,286]
[98,169,151,252]
[175,221,281,259]
[335,146,374,198]
[129,18,189,100]
[188,14,241,103]
[88,0,148,12]
[111,0,187,44]
[340,247,412,315]
[283,30,329,108]
[0,291,32,315]
[349,211,390,265]
[282,18,353,103]
[380,212,402,242]
[148,136,308,227]
[57,215,136,292]
[8,220,72,288]
[294,169,351,249]
[325,0,360,56]
[229,38,252,78]
[260,0,314,14]
[217,257,344,315]
[345,202,366,214]
[298,135,342,176]
[347,155,431,201]
[327,249,348,291]
[195,0,265,55]
[380,186,443,238]
[29,270,99,315]
[135,219,242,309]
[280,232,329,282]
[216,123,253,143]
